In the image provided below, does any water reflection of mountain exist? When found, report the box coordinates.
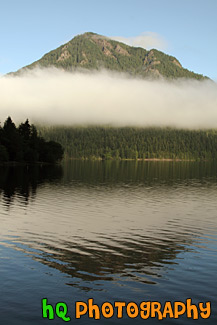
[37,236,189,288]
[0,164,63,206]
[1,160,216,292]
[13,228,192,292]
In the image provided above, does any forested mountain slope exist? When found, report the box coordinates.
[13,32,206,80]
[39,126,217,160]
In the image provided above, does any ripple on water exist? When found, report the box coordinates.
[0,161,217,324]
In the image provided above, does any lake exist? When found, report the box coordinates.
[0,160,217,324]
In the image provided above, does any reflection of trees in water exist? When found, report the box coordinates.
[1,160,216,205]
[63,160,217,186]
[18,233,191,292]
[0,164,63,206]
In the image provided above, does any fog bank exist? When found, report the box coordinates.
[0,68,217,129]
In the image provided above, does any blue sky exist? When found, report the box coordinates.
[0,0,217,79]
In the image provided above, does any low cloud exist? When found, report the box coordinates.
[0,68,217,129]
[110,32,168,51]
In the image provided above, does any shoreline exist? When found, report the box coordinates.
[0,161,60,166]
[64,157,207,162]
[1,158,211,166]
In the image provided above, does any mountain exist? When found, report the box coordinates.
[13,32,206,80]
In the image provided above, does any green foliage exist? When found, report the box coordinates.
[0,117,64,163]
[38,126,217,161]
[15,32,207,80]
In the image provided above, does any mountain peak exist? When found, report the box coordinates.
[12,32,207,80]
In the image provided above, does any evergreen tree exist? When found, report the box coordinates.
[2,117,23,161]
[0,117,64,164]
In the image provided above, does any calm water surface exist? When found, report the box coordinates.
[0,161,217,324]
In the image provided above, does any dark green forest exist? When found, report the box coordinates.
[0,117,64,163]
[2,118,216,162]
[38,126,217,161]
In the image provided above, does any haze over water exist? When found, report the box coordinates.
[0,160,217,324]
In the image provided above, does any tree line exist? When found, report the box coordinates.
[0,117,64,163]
[38,126,217,160]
